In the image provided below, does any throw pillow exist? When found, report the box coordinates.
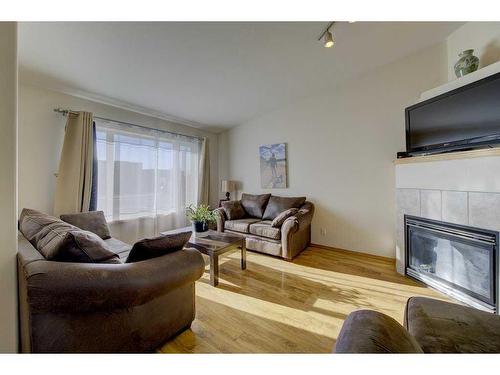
[19,208,47,226]
[19,208,73,243]
[221,200,246,220]
[60,211,111,239]
[262,196,306,221]
[126,231,192,263]
[240,193,271,218]
[19,208,119,263]
[59,230,121,263]
[271,208,299,228]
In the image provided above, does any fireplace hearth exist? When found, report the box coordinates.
[405,215,499,313]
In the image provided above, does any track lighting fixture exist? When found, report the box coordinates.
[318,22,335,48]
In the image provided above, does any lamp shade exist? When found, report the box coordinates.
[221,180,236,193]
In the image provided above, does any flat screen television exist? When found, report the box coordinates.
[405,71,500,155]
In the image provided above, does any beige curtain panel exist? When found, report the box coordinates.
[53,111,95,216]
[197,137,210,206]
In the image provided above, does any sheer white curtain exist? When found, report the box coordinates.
[95,119,200,243]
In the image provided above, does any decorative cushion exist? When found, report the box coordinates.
[30,221,80,259]
[224,218,261,233]
[271,208,299,227]
[221,200,246,220]
[249,221,281,240]
[262,196,306,221]
[126,231,192,263]
[240,193,271,218]
[60,211,111,239]
[19,208,77,253]
[19,208,47,226]
[19,208,119,263]
[61,230,121,263]
[19,208,73,242]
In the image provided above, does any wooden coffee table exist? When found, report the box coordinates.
[161,227,246,287]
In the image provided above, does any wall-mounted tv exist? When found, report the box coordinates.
[405,72,500,155]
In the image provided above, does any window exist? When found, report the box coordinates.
[95,119,200,238]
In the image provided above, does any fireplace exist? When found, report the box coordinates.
[405,215,499,313]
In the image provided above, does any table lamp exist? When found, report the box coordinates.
[221,180,237,201]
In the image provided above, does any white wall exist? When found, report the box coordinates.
[0,22,18,353]
[223,43,448,258]
[18,84,221,216]
[447,22,500,81]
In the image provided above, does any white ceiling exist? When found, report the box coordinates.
[19,22,462,132]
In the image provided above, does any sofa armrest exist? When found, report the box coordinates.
[334,310,423,353]
[282,202,314,233]
[22,248,205,314]
[281,202,314,259]
[213,207,226,232]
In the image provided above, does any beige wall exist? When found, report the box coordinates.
[0,22,18,352]
[18,84,221,216]
[447,22,500,80]
[223,43,448,258]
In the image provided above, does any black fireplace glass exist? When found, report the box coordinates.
[408,226,494,303]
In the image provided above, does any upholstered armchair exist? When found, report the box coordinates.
[17,210,205,353]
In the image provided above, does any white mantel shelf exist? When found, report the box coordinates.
[419,61,500,102]
[394,147,500,165]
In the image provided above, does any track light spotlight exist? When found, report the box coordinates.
[318,22,335,48]
[323,30,334,48]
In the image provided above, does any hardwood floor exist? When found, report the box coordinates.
[159,246,446,353]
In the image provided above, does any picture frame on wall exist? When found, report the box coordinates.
[259,143,287,188]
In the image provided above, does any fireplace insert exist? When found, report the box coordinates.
[405,215,499,313]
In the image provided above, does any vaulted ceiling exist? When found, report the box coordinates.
[19,22,462,131]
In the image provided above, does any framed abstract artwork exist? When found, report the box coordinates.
[259,143,287,188]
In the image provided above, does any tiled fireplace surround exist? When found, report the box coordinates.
[395,154,500,274]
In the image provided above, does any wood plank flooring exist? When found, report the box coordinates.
[159,246,446,353]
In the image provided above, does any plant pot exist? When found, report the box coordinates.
[193,221,208,233]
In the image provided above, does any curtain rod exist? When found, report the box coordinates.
[53,108,204,141]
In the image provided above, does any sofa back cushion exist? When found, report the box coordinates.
[19,208,120,263]
[221,200,246,220]
[126,231,192,263]
[240,193,271,218]
[60,211,111,239]
[262,196,306,220]
[271,208,299,227]
[20,208,72,241]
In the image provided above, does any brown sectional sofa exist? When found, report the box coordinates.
[17,209,205,353]
[214,193,314,260]
[335,296,500,353]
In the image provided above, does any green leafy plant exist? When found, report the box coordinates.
[186,204,217,224]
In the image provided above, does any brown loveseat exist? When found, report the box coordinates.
[334,296,500,353]
[17,210,205,353]
[214,193,314,260]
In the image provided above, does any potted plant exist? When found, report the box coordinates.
[186,204,217,232]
